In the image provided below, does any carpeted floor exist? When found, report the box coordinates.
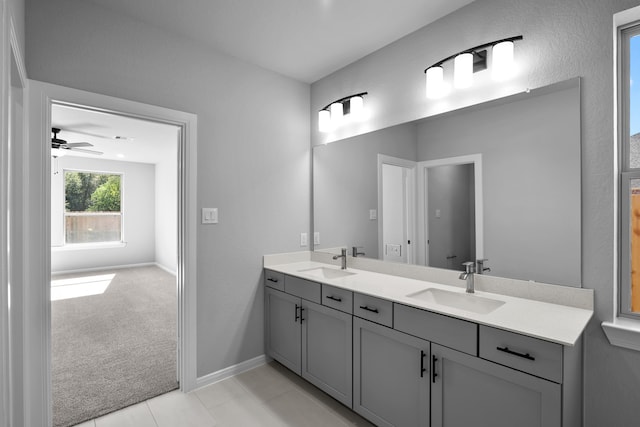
[51,265,178,427]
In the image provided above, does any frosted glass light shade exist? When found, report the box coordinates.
[318,109,331,132]
[426,66,446,99]
[330,102,343,127]
[349,95,364,120]
[492,41,515,81]
[454,53,473,88]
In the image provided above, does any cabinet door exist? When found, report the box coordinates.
[301,300,353,407]
[431,343,561,427]
[353,317,430,427]
[265,287,301,375]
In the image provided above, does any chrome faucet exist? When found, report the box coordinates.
[476,258,491,275]
[333,248,347,269]
[459,261,475,294]
[352,246,365,257]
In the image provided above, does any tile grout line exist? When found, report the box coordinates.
[145,401,161,427]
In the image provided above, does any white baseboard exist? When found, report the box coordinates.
[51,262,158,276]
[194,354,267,390]
[155,262,177,276]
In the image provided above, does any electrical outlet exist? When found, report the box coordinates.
[202,208,218,224]
[369,209,377,220]
[314,232,320,245]
[300,232,308,247]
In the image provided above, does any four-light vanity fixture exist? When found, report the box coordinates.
[425,36,523,99]
[318,92,367,133]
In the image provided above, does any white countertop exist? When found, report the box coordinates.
[265,260,593,346]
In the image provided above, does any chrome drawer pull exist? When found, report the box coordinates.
[326,295,342,302]
[359,305,379,313]
[496,346,535,361]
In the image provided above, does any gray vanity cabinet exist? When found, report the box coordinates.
[431,343,561,427]
[265,271,353,407]
[265,287,302,374]
[353,317,430,427]
[301,300,352,407]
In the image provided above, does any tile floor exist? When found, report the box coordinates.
[75,362,375,427]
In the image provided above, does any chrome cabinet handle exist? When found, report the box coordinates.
[326,295,342,302]
[359,305,379,313]
[420,350,427,378]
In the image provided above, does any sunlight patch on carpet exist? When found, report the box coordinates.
[51,274,115,301]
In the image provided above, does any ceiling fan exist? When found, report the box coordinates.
[51,127,103,155]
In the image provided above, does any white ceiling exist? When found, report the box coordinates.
[51,104,179,164]
[85,0,475,83]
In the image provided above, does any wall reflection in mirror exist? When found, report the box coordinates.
[313,78,581,287]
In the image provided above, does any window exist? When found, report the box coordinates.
[64,171,122,244]
[619,24,640,317]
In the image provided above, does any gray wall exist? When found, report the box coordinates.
[313,122,417,258]
[26,0,310,377]
[418,86,581,286]
[311,0,640,424]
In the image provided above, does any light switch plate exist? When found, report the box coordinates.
[202,208,218,224]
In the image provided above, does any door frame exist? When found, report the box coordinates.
[26,81,198,426]
[417,154,483,267]
[377,154,416,264]
[1,9,28,427]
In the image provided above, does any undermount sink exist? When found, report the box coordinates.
[406,288,505,315]
[298,266,356,280]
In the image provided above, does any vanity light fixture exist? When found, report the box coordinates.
[318,92,368,132]
[425,35,523,99]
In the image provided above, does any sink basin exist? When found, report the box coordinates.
[298,267,356,280]
[406,288,505,315]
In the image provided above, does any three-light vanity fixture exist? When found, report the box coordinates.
[425,36,523,99]
[318,92,367,133]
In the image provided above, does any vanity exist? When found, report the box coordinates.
[264,77,590,426]
[263,253,592,427]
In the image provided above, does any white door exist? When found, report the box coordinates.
[378,155,416,264]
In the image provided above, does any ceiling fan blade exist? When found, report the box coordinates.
[65,142,93,148]
[69,147,103,155]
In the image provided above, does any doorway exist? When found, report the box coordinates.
[50,104,180,425]
[378,155,416,264]
[25,81,198,427]
[417,154,484,269]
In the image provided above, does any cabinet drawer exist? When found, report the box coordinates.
[353,293,393,327]
[479,325,562,383]
[284,275,321,304]
[264,269,285,291]
[394,303,478,356]
[322,284,353,314]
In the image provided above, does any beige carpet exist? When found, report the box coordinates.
[51,265,178,427]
